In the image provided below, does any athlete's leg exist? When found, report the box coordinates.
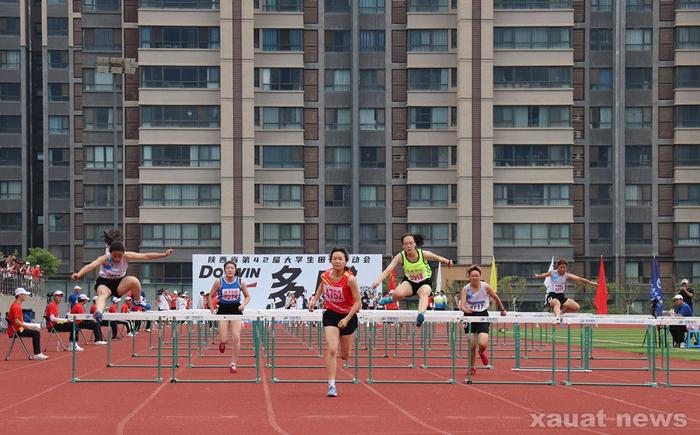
[339,332,354,361]
[230,320,242,366]
[549,298,562,317]
[378,281,412,305]
[325,326,341,381]
[116,276,142,303]
[561,299,580,313]
[416,284,432,313]
[218,319,229,344]
[469,332,478,369]
[95,285,111,313]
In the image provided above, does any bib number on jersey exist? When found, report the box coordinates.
[407,272,425,283]
[222,289,240,300]
[325,286,344,302]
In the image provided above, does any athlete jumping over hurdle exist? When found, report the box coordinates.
[534,258,596,318]
[371,233,452,327]
[308,248,361,397]
[208,260,250,374]
[460,265,506,376]
[71,229,173,322]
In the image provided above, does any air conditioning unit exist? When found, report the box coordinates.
[572,114,584,121]
[573,170,584,177]
[393,172,406,179]
[574,131,584,139]
[572,153,584,160]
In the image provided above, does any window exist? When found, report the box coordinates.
[590,0,612,11]
[255,146,303,168]
[675,184,700,205]
[0,181,21,199]
[625,28,652,51]
[676,106,700,128]
[494,144,571,166]
[675,145,700,166]
[359,185,385,207]
[258,0,301,11]
[0,115,21,134]
[408,224,449,246]
[49,148,69,167]
[325,69,351,91]
[408,107,450,129]
[139,26,219,49]
[408,0,449,12]
[85,107,121,130]
[625,184,651,206]
[84,185,121,207]
[408,184,449,207]
[0,148,20,166]
[494,0,572,7]
[0,213,21,231]
[676,262,700,283]
[48,83,69,101]
[677,67,700,88]
[590,107,612,129]
[625,145,651,167]
[408,146,450,168]
[325,0,350,12]
[260,107,302,129]
[590,28,613,50]
[590,223,612,244]
[325,147,351,168]
[626,68,652,89]
[46,51,68,70]
[626,223,651,244]
[84,224,112,247]
[83,28,122,51]
[359,108,385,130]
[0,83,20,101]
[494,66,571,88]
[261,29,302,51]
[590,184,612,205]
[408,69,450,90]
[48,116,69,135]
[359,146,385,168]
[141,66,219,89]
[83,69,118,92]
[360,224,386,244]
[84,146,122,169]
[494,106,571,128]
[142,184,221,206]
[49,181,70,199]
[494,223,571,246]
[451,29,457,48]
[83,0,121,12]
[590,68,612,90]
[141,145,220,167]
[494,27,571,49]
[360,30,385,52]
[0,18,20,36]
[255,223,302,247]
[494,184,571,206]
[677,0,700,8]
[141,262,193,284]
[48,245,70,262]
[408,29,449,51]
[626,0,652,11]
[254,184,302,207]
[625,107,652,129]
[0,50,20,69]
[48,214,69,232]
[325,224,352,247]
[359,0,385,13]
[140,105,220,128]
[325,108,351,130]
[676,223,700,246]
[142,224,220,247]
[325,185,352,207]
[254,68,301,90]
[325,30,351,52]
[359,69,385,90]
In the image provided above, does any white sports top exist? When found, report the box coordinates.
[463,281,489,312]
[549,271,569,294]
[98,254,129,279]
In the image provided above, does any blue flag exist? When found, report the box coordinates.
[650,257,663,317]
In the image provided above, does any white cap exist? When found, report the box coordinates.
[92,296,98,301]
[681,279,689,285]
[73,285,82,291]
[53,290,64,296]
[674,294,684,300]
[25,262,29,265]
[14,287,30,296]
[78,294,89,301]
[125,296,132,301]
[112,297,120,303]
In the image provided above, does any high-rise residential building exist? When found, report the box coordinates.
[1,0,699,296]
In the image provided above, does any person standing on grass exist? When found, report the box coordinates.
[208,260,251,374]
[460,266,506,376]
[308,247,361,398]
[534,259,596,318]
[371,233,453,327]
[8,288,48,360]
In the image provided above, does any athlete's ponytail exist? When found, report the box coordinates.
[103,228,124,246]
[400,232,424,247]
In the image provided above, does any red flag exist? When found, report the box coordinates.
[594,256,608,315]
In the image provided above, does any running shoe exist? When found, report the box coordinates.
[416,312,425,328]
[229,364,237,374]
[479,348,489,366]
[378,296,393,306]
[95,341,108,345]
[33,353,49,361]
[327,384,337,397]
[219,341,226,353]
[93,311,103,322]
[67,343,84,352]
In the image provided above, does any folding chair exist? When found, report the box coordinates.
[5,332,33,361]
[77,327,91,346]
[43,316,68,352]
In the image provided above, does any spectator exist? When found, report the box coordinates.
[44,290,82,351]
[669,294,693,348]
[434,291,448,311]
[197,291,206,309]
[157,289,171,311]
[676,279,694,314]
[361,291,370,310]
[170,292,178,310]
[108,297,133,338]
[68,285,82,309]
[31,264,41,279]
[285,291,297,309]
[70,294,107,345]
[7,288,47,360]
[176,292,187,310]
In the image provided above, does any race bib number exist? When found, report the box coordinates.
[468,302,486,311]
[324,285,344,303]
[407,272,425,283]
[222,289,240,300]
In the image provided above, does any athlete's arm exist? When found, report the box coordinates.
[339,275,362,328]
[371,253,402,289]
[422,250,453,267]
[567,273,596,287]
[239,281,251,312]
[534,271,552,279]
[308,282,324,312]
[71,254,108,280]
[486,285,507,316]
[459,287,472,314]
[208,279,220,314]
[126,249,174,261]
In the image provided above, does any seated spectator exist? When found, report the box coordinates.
[44,290,82,351]
[7,288,48,360]
[70,294,107,345]
[669,294,693,348]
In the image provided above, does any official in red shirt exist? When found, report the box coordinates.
[44,290,81,351]
[70,294,107,344]
[108,297,133,338]
[8,288,48,360]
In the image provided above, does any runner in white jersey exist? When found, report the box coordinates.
[71,229,174,321]
[460,265,506,377]
[534,258,596,318]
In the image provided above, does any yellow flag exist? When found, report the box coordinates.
[489,256,497,293]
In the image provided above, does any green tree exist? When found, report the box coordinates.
[607,282,641,314]
[446,280,467,310]
[25,247,62,277]
[498,275,527,311]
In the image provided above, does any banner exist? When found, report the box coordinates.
[192,254,383,310]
